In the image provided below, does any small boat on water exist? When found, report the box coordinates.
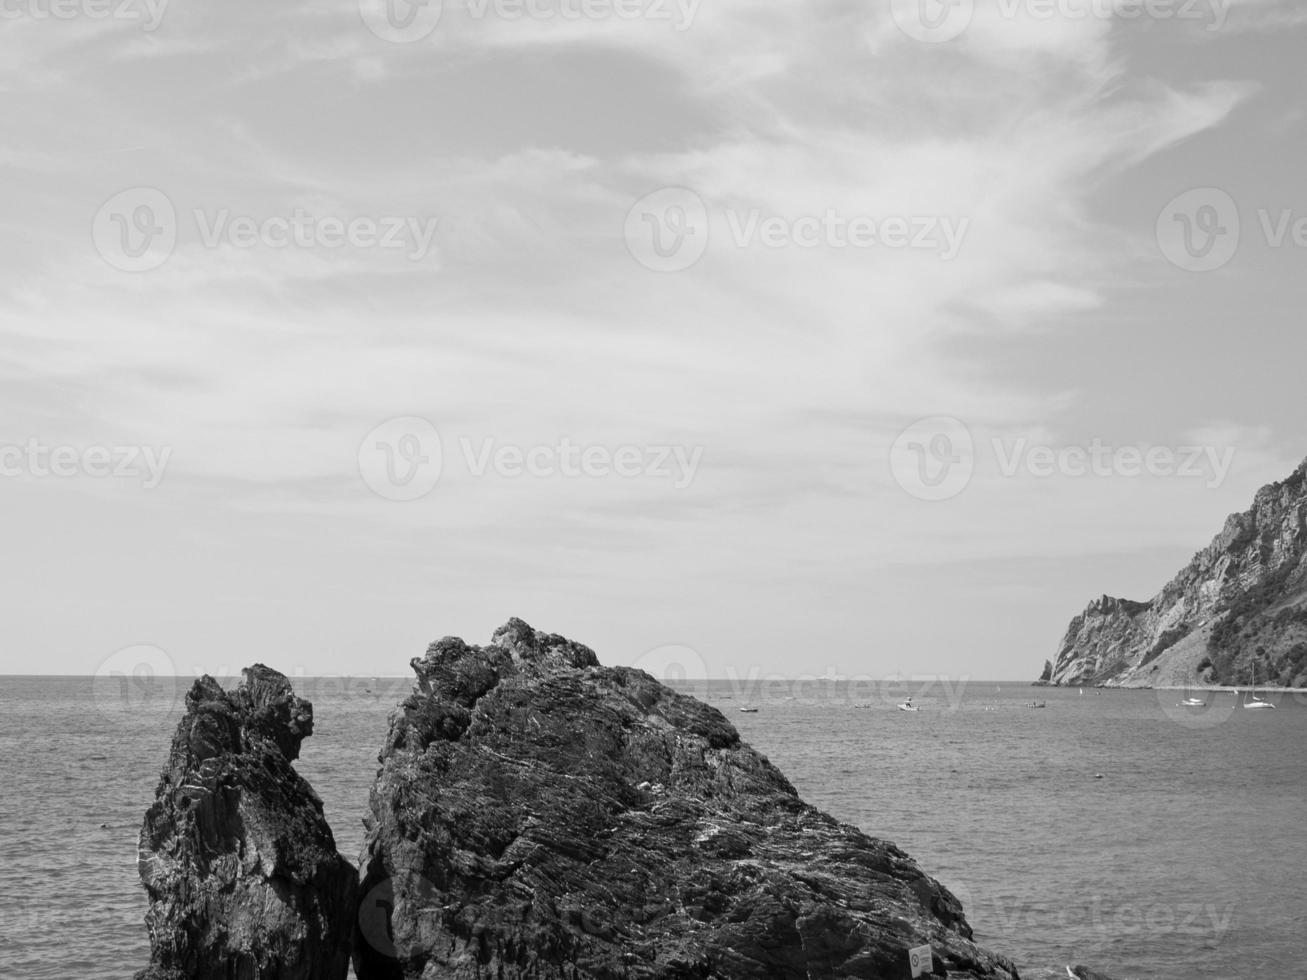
[896,697,919,712]
[1243,663,1276,709]
[738,706,759,713]
[1026,700,1047,708]
[1178,682,1206,707]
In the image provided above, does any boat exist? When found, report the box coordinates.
[1177,682,1206,707]
[1243,663,1276,709]
[896,697,919,712]
[1067,965,1117,980]
[738,706,759,713]
[1026,700,1047,708]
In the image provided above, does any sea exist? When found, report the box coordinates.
[2,674,1304,980]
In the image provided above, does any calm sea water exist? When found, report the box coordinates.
[2,674,1304,980]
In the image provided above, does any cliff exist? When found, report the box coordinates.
[136,666,358,980]
[1044,458,1307,688]
[356,618,1022,979]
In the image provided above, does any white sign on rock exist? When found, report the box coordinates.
[908,942,934,978]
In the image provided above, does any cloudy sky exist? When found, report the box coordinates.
[2,0,1304,682]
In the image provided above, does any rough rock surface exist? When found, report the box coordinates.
[356,618,1021,980]
[136,665,358,980]
[1044,458,1307,687]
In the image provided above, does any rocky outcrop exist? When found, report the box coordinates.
[1044,458,1307,688]
[356,618,1021,980]
[136,665,358,980]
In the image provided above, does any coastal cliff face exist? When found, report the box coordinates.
[356,618,1020,980]
[136,666,358,980]
[1046,459,1307,688]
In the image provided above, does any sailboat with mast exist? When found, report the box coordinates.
[1243,660,1276,710]
[1177,678,1205,707]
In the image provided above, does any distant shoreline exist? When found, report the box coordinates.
[1051,683,1307,694]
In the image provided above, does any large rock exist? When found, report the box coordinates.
[1043,458,1307,688]
[356,618,1021,979]
[136,665,358,980]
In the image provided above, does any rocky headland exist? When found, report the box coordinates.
[135,665,358,980]
[353,618,1020,979]
[1042,458,1307,688]
[136,627,1122,979]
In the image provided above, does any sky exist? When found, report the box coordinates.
[1,0,1305,684]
